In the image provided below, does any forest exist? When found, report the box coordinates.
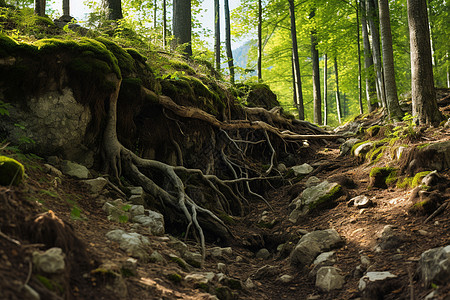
[0,0,449,299]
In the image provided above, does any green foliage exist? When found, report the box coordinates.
[397,171,432,189]
[0,100,10,116]
[0,155,24,185]
[167,273,182,283]
[35,275,63,293]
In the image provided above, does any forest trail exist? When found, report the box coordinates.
[1,91,449,300]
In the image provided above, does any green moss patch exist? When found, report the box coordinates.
[308,184,342,210]
[0,156,24,186]
[369,167,397,188]
[397,171,432,189]
[167,273,182,283]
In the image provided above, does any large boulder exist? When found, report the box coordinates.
[407,141,450,173]
[418,245,450,287]
[289,181,342,223]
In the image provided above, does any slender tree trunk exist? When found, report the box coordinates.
[173,0,192,56]
[356,2,363,115]
[408,0,441,125]
[288,0,304,120]
[367,0,386,108]
[378,0,403,120]
[34,0,46,16]
[63,0,69,16]
[102,0,123,20]
[163,0,167,48]
[361,0,377,112]
[257,0,262,82]
[334,57,342,124]
[214,0,220,70]
[154,0,157,28]
[310,10,322,124]
[224,0,235,84]
[323,54,328,126]
[291,57,298,114]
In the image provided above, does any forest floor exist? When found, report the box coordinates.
[1,91,450,300]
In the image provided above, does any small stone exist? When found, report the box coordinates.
[277,163,287,173]
[305,176,321,188]
[43,164,63,177]
[244,278,255,289]
[236,256,243,262]
[315,267,345,292]
[256,248,270,260]
[361,255,371,268]
[150,251,166,264]
[129,205,145,217]
[61,160,90,179]
[183,251,202,268]
[418,230,430,236]
[278,274,293,283]
[217,263,227,273]
[351,195,372,208]
[253,265,279,280]
[121,258,138,276]
[129,194,144,205]
[82,177,108,195]
[32,247,65,274]
[292,163,314,176]
[129,186,144,195]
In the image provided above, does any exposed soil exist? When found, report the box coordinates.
[1,99,449,300]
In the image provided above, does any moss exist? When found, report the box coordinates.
[194,282,209,291]
[169,59,195,74]
[167,273,182,283]
[125,48,146,63]
[169,255,189,270]
[308,184,342,210]
[369,167,397,188]
[367,125,381,137]
[224,278,242,290]
[351,141,370,155]
[0,156,24,186]
[417,143,431,150]
[366,146,386,164]
[412,171,432,187]
[35,275,63,293]
[95,36,135,74]
[218,212,235,225]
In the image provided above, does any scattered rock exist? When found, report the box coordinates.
[168,237,188,256]
[376,225,404,250]
[184,272,214,285]
[129,194,144,205]
[340,138,361,156]
[349,195,373,208]
[129,205,145,218]
[358,272,399,299]
[278,274,293,283]
[291,163,314,176]
[132,210,165,236]
[102,200,131,223]
[43,163,63,177]
[421,170,440,187]
[290,229,344,268]
[315,266,345,292]
[91,262,128,299]
[309,251,336,279]
[256,248,270,260]
[105,229,150,261]
[61,160,90,179]
[32,247,65,274]
[277,163,287,173]
[360,255,371,268]
[244,278,255,289]
[217,263,227,273]
[149,251,166,264]
[82,177,107,195]
[253,265,279,280]
[408,141,450,172]
[129,186,144,195]
[168,254,190,271]
[121,258,138,276]
[183,251,202,268]
[289,181,342,223]
[418,244,450,286]
[305,176,321,188]
[209,247,232,258]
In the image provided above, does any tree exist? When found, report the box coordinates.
[355,0,363,114]
[323,54,328,125]
[34,0,45,16]
[378,0,403,120]
[361,0,377,112]
[214,0,220,70]
[63,0,69,16]
[407,0,441,125]
[173,0,192,56]
[288,0,304,120]
[102,0,123,20]
[334,57,342,124]
[309,10,322,124]
[163,0,167,48]
[224,0,235,84]
[257,0,262,82]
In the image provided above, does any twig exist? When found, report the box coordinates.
[106,179,126,197]
[24,260,32,286]
[0,230,20,246]
[263,130,275,175]
[424,201,448,224]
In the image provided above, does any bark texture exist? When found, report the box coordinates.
[173,0,192,56]
[224,0,234,84]
[214,0,220,70]
[102,0,123,20]
[310,10,322,125]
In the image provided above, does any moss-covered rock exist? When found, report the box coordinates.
[0,156,24,186]
[369,167,397,188]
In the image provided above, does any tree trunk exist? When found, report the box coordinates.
[288,0,304,120]
[224,0,235,84]
[378,0,403,120]
[291,56,298,115]
[361,0,378,112]
[356,1,363,115]
[214,0,220,70]
[367,0,386,108]
[63,0,69,16]
[163,0,167,48]
[257,0,262,82]
[153,0,157,29]
[323,54,328,126]
[173,0,192,56]
[407,0,441,125]
[310,10,322,125]
[334,57,342,124]
[102,0,123,20]
[34,0,45,16]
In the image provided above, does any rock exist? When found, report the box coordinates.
[353,142,373,158]
[209,247,232,258]
[0,156,24,186]
[129,205,145,218]
[105,229,150,261]
[256,248,270,260]
[43,163,63,177]
[421,170,440,187]
[305,176,321,188]
[129,186,144,195]
[351,195,372,208]
[184,272,214,284]
[217,263,227,273]
[82,177,107,195]
[358,272,399,299]
[253,265,279,280]
[291,163,314,176]
[168,254,189,271]
[183,251,202,268]
[102,200,131,223]
[409,141,450,172]
[315,266,345,292]
[340,138,361,156]
[334,122,362,135]
[377,225,404,250]
[418,245,450,286]
[92,262,128,299]
[395,146,407,160]
[277,163,287,173]
[168,237,188,255]
[32,247,65,274]
[361,255,371,268]
[121,258,138,276]
[290,181,341,222]
[149,251,166,264]
[309,251,336,279]
[128,194,144,205]
[244,278,255,289]
[61,160,89,179]
[290,229,344,268]
[132,210,164,235]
